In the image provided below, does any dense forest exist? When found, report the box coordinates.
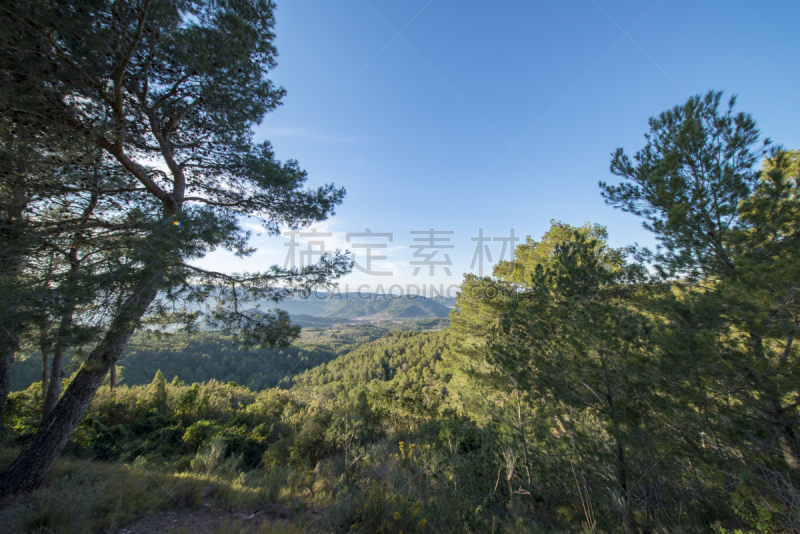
[291,330,451,391]
[1,0,799,533]
[9,319,449,393]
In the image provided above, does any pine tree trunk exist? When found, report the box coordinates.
[0,280,159,498]
[0,195,27,439]
[110,364,116,390]
[751,333,800,474]
[615,437,636,533]
[41,343,49,398]
[515,387,532,487]
[0,348,13,439]
[600,349,637,533]
[40,347,65,426]
[0,289,22,440]
[41,262,81,426]
[772,399,800,475]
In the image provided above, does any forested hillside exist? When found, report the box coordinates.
[4,104,800,533]
[265,293,452,320]
[292,330,451,391]
[1,0,798,532]
[9,320,450,393]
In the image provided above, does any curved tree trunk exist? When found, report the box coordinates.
[0,279,160,498]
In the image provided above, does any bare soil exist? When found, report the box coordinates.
[115,502,324,533]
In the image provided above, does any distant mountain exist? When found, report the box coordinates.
[429,295,456,308]
[287,314,351,328]
[255,292,453,321]
[316,296,449,320]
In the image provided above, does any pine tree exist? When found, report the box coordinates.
[0,0,350,496]
[151,369,167,412]
[601,91,800,473]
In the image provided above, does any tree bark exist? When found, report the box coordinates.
[0,196,27,440]
[41,294,77,425]
[0,278,160,498]
[751,333,800,474]
[40,347,66,425]
[771,399,800,475]
[599,347,637,533]
[614,437,636,533]
[514,387,532,487]
[40,340,49,398]
[110,364,116,390]
[39,196,101,425]
[0,348,13,438]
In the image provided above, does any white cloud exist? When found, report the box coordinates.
[255,124,363,144]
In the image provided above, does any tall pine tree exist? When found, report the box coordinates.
[0,0,350,496]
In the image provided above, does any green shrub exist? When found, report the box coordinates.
[262,438,292,470]
[191,436,227,475]
[290,415,332,468]
[216,424,266,470]
[182,420,218,451]
[351,479,428,533]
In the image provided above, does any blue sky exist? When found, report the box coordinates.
[200,0,800,296]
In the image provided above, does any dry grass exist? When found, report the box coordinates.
[0,448,281,533]
[0,445,348,534]
[211,521,310,534]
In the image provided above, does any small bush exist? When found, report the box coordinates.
[191,436,227,475]
[350,479,427,533]
[261,466,293,503]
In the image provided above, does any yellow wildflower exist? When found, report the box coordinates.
[419,519,427,527]
[394,511,401,520]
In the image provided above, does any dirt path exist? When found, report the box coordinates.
[115,502,324,533]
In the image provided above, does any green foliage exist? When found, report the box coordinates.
[0,0,356,498]
[351,479,427,533]
[11,464,110,534]
[191,436,227,475]
[3,368,502,532]
[293,329,452,394]
[325,389,384,473]
[600,91,800,531]
[182,420,217,450]
[120,331,346,390]
[10,325,410,393]
[4,83,800,534]
[150,370,167,412]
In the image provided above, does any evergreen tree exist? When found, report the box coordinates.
[151,369,167,412]
[451,222,655,530]
[601,91,800,474]
[0,0,350,497]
